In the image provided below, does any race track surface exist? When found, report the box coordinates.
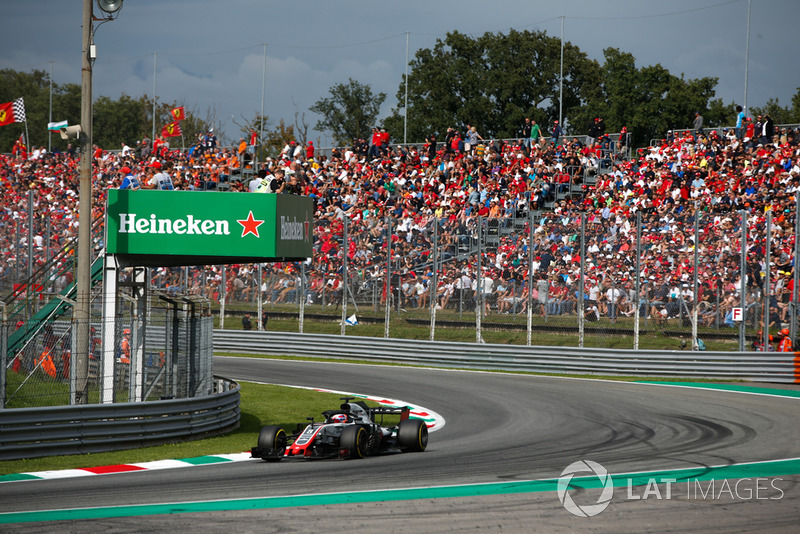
[1,356,798,532]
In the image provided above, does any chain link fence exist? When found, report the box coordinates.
[2,279,214,409]
[185,203,798,353]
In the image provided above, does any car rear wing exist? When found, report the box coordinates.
[368,406,411,421]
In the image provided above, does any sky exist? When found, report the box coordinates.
[3,0,799,147]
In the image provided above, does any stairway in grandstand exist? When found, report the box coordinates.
[3,219,105,360]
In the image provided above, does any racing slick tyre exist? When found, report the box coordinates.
[339,425,368,459]
[257,425,287,462]
[397,419,428,452]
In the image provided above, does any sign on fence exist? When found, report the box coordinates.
[106,190,313,266]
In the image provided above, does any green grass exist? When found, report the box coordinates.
[0,383,351,476]
[221,307,741,351]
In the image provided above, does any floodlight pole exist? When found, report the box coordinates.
[152,52,157,142]
[743,0,751,115]
[404,31,409,145]
[75,0,93,404]
[559,15,564,127]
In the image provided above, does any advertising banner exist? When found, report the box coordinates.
[106,190,313,266]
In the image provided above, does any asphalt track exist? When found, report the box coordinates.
[1,356,799,532]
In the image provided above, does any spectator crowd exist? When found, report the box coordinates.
[3,111,800,347]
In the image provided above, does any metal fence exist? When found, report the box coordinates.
[0,376,239,460]
[214,330,799,383]
[1,294,215,409]
[196,203,799,354]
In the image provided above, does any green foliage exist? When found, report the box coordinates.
[0,69,210,152]
[260,118,296,158]
[386,30,600,142]
[386,35,725,147]
[575,48,719,145]
[0,69,63,151]
[310,78,386,145]
[228,114,297,159]
[705,98,735,128]
[93,94,148,149]
[792,87,800,122]
[749,91,800,125]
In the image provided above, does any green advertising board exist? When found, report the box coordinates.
[106,190,313,266]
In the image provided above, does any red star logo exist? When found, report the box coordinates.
[237,211,264,238]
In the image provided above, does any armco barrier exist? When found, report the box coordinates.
[0,377,240,460]
[213,331,799,384]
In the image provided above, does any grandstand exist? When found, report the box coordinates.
[3,119,800,363]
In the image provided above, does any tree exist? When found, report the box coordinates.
[0,69,73,151]
[749,92,800,125]
[383,29,601,142]
[294,109,310,147]
[573,48,719,146]
[310,78,385,146]
[262,118,295,158]
[704,98,734,128]
[93,94,148,149]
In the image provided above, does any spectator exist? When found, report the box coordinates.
[692,111,704,140]
[735,105,745,139]
[551,120,562,146]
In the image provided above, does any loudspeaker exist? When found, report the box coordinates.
[59,125,82,140]
[97,0,123,14]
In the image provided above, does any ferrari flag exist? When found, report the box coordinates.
[170,106,186,121]
[0,98,26,127]
[161,121,182,138]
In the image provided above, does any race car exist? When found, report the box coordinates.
[251,397,428,461]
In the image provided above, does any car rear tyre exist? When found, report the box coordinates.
[340,425,368,459]
[397,419,428,452]
[257,425,287,462]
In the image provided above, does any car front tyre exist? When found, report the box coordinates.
[257,425,287,462]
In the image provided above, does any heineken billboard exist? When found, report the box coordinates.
[106,190,314,267]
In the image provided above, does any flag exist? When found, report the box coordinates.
[0,98,25,126]
[48,120,68,131]
[345,314,358,326]
[170,106,186,121]
[0,102,14,126]
[12,98,25,122]
[161,121,182,138]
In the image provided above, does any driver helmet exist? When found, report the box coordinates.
[330,413,348,423]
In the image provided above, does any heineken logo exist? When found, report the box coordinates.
[117,212,308,241]
[106,190,313,262]
[119,213,231,236]
[280,216,309,241]
[237,211,264,238]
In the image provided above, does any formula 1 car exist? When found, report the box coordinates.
[251,398,428,461]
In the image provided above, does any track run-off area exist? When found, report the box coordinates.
[1,356,798,532]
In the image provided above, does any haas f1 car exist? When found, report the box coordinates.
[251,398,428,460]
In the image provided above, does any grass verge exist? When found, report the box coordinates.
[0,383,348,476]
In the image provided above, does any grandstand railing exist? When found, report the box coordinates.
[650,123,800,146]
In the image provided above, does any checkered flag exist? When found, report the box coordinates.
[12,98,25,123]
